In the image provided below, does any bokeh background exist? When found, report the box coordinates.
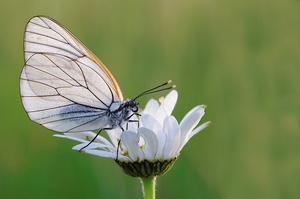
[0,0,299,198]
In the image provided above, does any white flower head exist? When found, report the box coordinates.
[54,90,211,177]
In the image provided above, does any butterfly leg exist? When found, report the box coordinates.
[116,139,122,160]
[126,119,140,129]
[79,127,113,152]
[125,113,141,129]
[125,119,140,130]
[116,118,141,160]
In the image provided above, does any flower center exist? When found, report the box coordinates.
[115,156,179,178]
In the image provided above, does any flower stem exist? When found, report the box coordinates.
[140,176,157,199]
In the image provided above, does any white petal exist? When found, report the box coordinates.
[54,133,87,143]
[126,114,139,131]
[140,114,166,158]
[143,99,159,115]
[155,102,168,126]
[85,150,116,158]
[163,90,178,116]
[187,121,211,141]
[121,131,144,161]
[155,128,166,158]
[162,116,181,159]
[180,106,205,138]
[72,142,113,151]
[85,149,132,160]
[106,128,122,148]
[140,114,162,132]
[54,133,90,144]
[180,105,206,128]
[179,121,211,151]
[54,131,95,141]
[153,90,178,125]
[54,132,116,150]
[138,127,158,159]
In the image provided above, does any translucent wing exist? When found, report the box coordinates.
[24,15,123,100]
[20,16,123,132]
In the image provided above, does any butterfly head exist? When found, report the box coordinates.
[125,99,139,113]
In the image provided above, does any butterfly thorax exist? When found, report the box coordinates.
[107,100,139,130]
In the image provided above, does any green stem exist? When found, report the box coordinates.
[140,176,157,199]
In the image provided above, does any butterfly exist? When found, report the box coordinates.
[20,16,173,151]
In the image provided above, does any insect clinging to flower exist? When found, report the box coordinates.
[20,16,174,151]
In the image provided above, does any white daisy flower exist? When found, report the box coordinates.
[54,90,211,177]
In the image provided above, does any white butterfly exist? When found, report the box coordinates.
[20,16,172,136]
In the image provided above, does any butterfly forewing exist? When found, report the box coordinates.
[21,16,123,132]
[24,16,123,99]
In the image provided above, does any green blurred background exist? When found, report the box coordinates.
[0,0,299,198]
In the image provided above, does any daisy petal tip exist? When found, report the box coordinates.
[198,104,207,109]
[170,89,178,97]
[72,144,84,151]
[53,134,62,138]
[199,121,212,131]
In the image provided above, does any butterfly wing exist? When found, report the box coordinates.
[20,16,123,132]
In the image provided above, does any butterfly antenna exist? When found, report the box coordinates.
[134,80,176,100]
